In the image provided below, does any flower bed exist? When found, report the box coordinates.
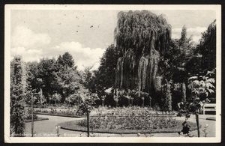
[59,107,197,134]
[34,107,82,118]
[93,106,177,117]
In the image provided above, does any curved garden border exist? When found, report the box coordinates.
[34,112,83,118]
[59,119,199,134]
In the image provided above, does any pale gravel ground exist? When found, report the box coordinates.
[24,114,216,137]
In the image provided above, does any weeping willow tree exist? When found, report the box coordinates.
[114,11,172,104]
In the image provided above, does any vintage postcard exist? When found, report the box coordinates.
[4,4,221,143]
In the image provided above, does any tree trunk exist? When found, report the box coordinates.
[102,98,104,106]
[182,82,186,102]
[195,113,200,137]
[149,96,152,107]
[142,97,144,107]
[31,94,34,137]
[128,97,130,106]
[40,88,42,105]
[131,98,133,106]
[166,82,172,111]
[87,111,90,137]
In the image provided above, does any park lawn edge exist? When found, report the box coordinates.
[25,117,49,123]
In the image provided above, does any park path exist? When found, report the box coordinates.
[24,114,216,137]
[24,115,84,137]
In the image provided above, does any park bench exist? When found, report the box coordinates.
[202,103,216,115]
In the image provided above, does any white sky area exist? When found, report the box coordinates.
[10,10,216,71]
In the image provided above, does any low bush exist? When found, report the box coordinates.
[25,108,38,120]
[33,107,81,117]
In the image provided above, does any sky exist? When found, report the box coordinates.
[10,9,216,71]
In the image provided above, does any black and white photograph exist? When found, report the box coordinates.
[4,5,221,143]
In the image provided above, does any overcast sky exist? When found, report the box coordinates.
[10,9,216,70]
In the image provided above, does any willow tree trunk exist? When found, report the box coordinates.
[142,97,144,107]
[181,83,186,102]
[149,96,152,107]
[102,98,104,106]
[40,88,43,105]
[165,82,172,111]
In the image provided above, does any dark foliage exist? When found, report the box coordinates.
[10,57,26,136]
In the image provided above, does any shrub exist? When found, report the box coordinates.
[51,93,62,104]
[25,108,38,120]
[65,94,82,106]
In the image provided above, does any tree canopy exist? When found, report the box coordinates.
[25,52,85,105]
[10,11,217,110]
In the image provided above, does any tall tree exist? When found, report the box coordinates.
[55,52,81,103]
[160,26,195,109]
[186,20,216,75]
[185,20,216,101]
[57,52,75,68]
[10,56,26,136]
[82,66,94,90]
[90,44,120,96]
[37,58,58,103]
[176,26,195,102]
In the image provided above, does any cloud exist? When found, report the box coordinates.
[11,47,43,62]
[171,27,207,42]
[11,25,51,62]
[12,26,51,48]
[51,42,105,71]
[11,25,104,70]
